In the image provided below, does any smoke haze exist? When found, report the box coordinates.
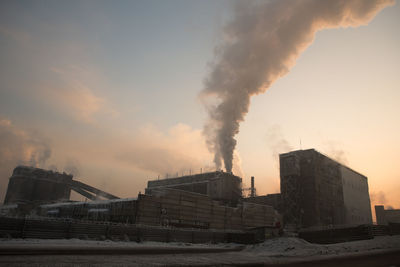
[116,123,213,177]
[322,141,349,165]
[0,118,51,200]
[201,0,393,172]
[266,125,293,163]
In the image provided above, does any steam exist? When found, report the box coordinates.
[323,141,349,165]
[370,191,387,204]
[0,118,52,200]
[266,125,293,162]
[370,190,395,210]
[201,0,393,172]
[64,159,81,177]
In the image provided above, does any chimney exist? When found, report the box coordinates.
[251,176,255,197]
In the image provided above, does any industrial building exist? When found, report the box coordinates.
[2,167,280,232]
[4,166,119,207]
[4,166,73,205]
[39,188,279,230]
[375,205,400,225]
[146,171,242,205]
[2,148,374,234]
[279,149,372,228]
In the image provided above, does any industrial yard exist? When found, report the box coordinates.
[1,149,400,237]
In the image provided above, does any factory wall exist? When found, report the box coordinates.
[341,166,372,225]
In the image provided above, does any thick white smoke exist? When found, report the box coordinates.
[201,0,394,172]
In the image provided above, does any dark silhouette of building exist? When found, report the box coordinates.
[280,149,372,228]
[3,166,119,206]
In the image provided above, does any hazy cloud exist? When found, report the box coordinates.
[116,123,214,177]
[40,66,119,124]
[0,24,30,43]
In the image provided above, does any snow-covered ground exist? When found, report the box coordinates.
[0,235,399,266]
[245,235,400,257]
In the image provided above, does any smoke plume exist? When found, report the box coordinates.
[201,0,393,172]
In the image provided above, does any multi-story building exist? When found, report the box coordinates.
[280,149,372,228]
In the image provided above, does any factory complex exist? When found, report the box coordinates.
[1,149,398,244]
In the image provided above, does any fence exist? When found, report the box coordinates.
[0,216,257,244]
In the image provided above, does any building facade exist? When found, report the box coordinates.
[280,149,372,228]
[146,171,242,205]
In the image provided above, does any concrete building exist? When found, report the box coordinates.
[4,166,72,205]
[280,149,372,228]
[145,171,242,205]
[375,205,400,225]
[3,166,119,206]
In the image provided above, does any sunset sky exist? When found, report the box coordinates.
[0,0,399,213]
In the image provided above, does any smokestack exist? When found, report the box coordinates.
[201,0,393,173]
[251,176,255,197]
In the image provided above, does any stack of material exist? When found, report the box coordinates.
[136,188,277,230]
